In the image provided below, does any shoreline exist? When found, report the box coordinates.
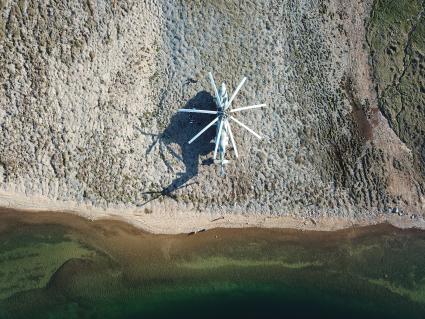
[0,190,424,234]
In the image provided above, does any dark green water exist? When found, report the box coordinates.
[0,210,425,318]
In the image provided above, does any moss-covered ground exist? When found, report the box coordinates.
[368,0,425,168]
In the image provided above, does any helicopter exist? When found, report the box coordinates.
[178,72,266,175]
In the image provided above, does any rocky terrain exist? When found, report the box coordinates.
[0,0,424,230]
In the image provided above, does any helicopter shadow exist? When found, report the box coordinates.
[137,90,217,205]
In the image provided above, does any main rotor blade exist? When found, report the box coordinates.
[226,77,247,108]
[229,116,262,139]
[188,117,219,144]
[213,119,224,160]
[226,120,238,158]
[230,104,266,113]
[208,72,220,103]
[178,109,218,115]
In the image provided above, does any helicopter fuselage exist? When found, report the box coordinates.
[215,83,230,174]
[178,72,264,176]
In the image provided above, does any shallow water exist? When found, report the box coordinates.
[0,209,425,318]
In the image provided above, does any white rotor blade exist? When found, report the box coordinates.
[208,72,220,103]
[188,117,219,144]
[226,120,238,158]
[178,109,218,115]
[226,77,247,108]
[229,116,261,139]
[213,119,224,160]
[230,104,266,113]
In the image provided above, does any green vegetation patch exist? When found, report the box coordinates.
[368,0,425,167]
[0,227,94,299]
[369,278,425,304]
[177,256,322,270]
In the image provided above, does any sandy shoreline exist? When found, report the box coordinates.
[0,189,424,234]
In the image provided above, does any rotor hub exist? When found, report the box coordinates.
[218,110,229,118]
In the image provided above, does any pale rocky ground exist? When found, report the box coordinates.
[0,0,424,232]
